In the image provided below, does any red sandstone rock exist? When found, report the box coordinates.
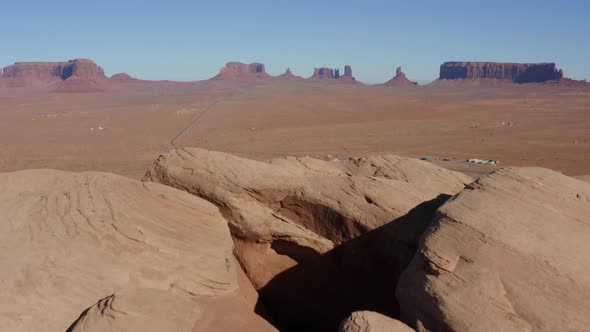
[211,62,271,80]
[383,67,418,87]
[439,62,563,83]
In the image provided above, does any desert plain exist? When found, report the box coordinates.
[0,76,588,179]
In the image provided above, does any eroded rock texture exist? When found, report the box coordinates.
[0,169,276,332]
[144,148,471,331]
[397,167,590,332]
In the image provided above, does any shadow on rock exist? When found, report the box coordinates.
[255,194,451,332]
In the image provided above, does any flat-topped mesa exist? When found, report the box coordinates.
[212,62,271,80]
[383,66,418,87]
[439,62,564,83]
[2,59,106,81]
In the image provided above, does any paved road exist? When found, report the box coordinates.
[169,99,220,147]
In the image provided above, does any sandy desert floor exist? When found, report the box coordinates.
[1,81,588,179]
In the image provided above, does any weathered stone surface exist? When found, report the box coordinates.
[211,62,271,80]
[397,167,590,332]
[340,311,414,332]
[144,148,471,331]
[0,169,276,332]
[439,62,563,83]
[383,66,418,87]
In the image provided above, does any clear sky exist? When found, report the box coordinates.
[1,0,588,83]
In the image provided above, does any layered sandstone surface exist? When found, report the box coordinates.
[0,169,276,332]
[144,148,471,330]
[397,167,590,331]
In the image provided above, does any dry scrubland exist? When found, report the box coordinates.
[0,81,589,179]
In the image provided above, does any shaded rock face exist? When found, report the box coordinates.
[383,66,418,87]
[397,167,590,332]
[340,311,414,332]
[0,169,277,332]
[2,59,106,81]
[144,148,471,331]
[439,62,563,83]
[212,62,271,80]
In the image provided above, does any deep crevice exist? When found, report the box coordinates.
[254,194,452,332]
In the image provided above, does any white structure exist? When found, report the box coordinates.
[468,159,498,166]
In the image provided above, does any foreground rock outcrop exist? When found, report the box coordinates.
[340,311,414,332]
[0,169,276,332]
[383,67,418,87]
[211,62,271,80]
[144,148,471,331]
[439,62,563,83]
[397,167,590,331]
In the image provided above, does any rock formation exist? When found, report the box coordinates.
[211,62,271,80]
[1,59,108,92]
[344,65,353,78]
[312,67,336,79]
[110,73,137,80]
[340,311,414,332]
[143,148,471,331]
[0,169,277,332]
[439,62,564,83]
[2,59,106,81]
[310,66,356,82]
[397,167,590,331]
[275,68,304,80]
[383,66,418,87]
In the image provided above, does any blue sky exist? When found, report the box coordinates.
[1,0,588,83]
